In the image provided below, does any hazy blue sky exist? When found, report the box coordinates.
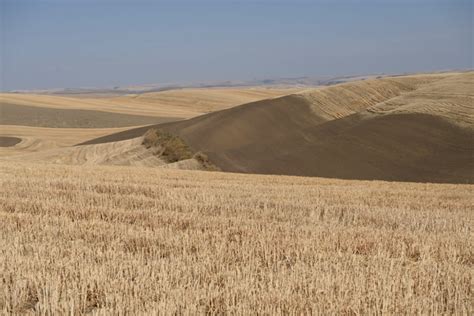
[1,0,472,90]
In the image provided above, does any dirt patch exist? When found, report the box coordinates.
[0,136,22,147]
[0,103,180,128]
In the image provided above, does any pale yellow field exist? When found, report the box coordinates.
[0,87,302,118]
[299,72,458,120]
[369,72,474,128]
[1,161,472,314]
[0,132,210,170]
[0,125,133,157]
[109,87,305,117]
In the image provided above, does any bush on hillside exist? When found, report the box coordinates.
[193,152,220,171]
[142,129,193,163]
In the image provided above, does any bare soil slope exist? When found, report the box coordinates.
[79,74,445,145]
[82,72,473,183]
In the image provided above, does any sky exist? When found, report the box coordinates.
[1,0,472,91]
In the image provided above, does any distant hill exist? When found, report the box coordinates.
[4,74,383,96]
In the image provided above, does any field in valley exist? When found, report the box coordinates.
[1,161,472,314]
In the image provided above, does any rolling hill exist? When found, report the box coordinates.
[80,72,473,183]
[0,87,301,118]
[1,87,299,158]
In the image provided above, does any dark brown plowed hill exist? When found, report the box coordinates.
[80,75,444,145]
[79,73,473,183]
[0,103,180,128]
[78,94,325,145]
[209,112,473,183]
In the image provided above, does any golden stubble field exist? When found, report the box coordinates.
[0,87,302,118]
[1,161,472,314]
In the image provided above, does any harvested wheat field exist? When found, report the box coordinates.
[0,87,301,118]
[0,126,137,158]
[1,160,472,314]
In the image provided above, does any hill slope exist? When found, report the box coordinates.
[3,132,215,171]
[3,137,164,167]
[81,72,473,183]
[79,74,448,145]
